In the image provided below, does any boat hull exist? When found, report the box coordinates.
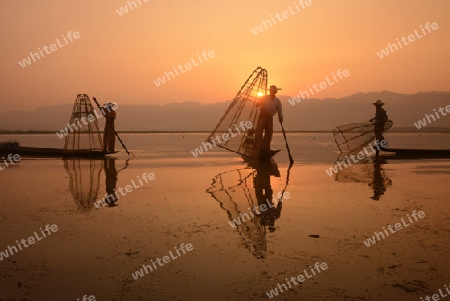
[0,146,117,158]
[381,147,450,158]
[241,149,280,163]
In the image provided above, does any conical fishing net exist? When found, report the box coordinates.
[63,94,103,153]
[206,67,268,158]
[333,120,393,154]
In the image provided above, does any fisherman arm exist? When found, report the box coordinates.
[380,109,388,122]
[372,109,388,123]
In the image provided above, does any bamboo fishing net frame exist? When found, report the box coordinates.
[63,94,103,153]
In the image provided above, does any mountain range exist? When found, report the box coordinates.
[1,91,449,132]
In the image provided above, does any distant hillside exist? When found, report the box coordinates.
[0,91,449,132]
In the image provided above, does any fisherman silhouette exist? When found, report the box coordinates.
[102,103,117,153]
[255,85,283,158]
[370,100,389,154]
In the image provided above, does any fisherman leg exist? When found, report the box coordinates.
[262,116,273,150]
[254,114,265,150]
[103,132,108,152]
[107,129,116,152]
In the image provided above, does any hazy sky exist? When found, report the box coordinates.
[1,0,449,111]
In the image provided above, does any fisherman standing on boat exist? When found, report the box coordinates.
[256,85,283,157]
[102,103,116,153]
[370,99,388,154]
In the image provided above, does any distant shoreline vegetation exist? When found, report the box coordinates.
[1,129,450,134]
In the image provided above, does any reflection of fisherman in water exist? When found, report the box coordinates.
[94,158,130,209]
[369,156,392,201]
[104,158,118,206]
[207,158,291,259]
[254,160,282,232]
[334,154,392,200]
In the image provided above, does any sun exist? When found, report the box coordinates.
[256,91,265,97]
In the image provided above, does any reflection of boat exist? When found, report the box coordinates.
[0,142,117,158]
[207,158,291,259]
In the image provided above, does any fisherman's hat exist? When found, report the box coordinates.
[269,85,282,91]
[373,99,384,106]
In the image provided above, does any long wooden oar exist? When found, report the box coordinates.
[280,121,294,164]
[275,101,294,164]
[92,97,130,155]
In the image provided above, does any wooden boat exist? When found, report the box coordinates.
[381,147,450,158]
[241,149,280,163]
[0,142,117,158]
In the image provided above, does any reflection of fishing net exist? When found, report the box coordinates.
[334,158,392,200]
[207,167,267,259]
[206,67,268,158]
[64,158,102,211]
[63,94,103,153]
[333,120,393,154]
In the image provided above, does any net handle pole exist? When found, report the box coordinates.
[275,101,294,164]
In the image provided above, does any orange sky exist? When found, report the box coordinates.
[0,0,449,111]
